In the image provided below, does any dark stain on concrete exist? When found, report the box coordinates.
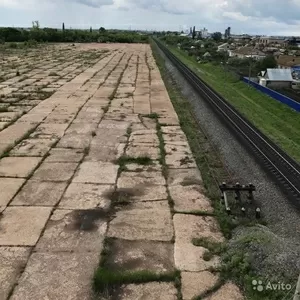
[181,176,202,186]
[69,209,107,232]
[104,187,144,205]
[104,239,175,272]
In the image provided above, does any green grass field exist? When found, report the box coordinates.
[166,45,300,163]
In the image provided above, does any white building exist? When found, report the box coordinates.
[199,27,209,39]
[217,43,230,52]
[259,68,293,88]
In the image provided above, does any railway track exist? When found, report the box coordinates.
[154,38,300,208]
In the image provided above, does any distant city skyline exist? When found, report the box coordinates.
[1,0,300,36]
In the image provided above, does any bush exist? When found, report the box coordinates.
[8,42,18,48]
[27,39,38,47]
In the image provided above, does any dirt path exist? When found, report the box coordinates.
[0,44,243,300]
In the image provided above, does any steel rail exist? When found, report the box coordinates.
[154,39,300,205]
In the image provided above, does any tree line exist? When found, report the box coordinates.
[0,24,149,44]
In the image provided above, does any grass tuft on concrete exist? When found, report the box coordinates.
[143,112,159,119]
[94,237,180,296]
[192,237,225,255]
[93,269,179,294]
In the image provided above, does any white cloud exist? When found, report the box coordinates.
[0,0,300,34]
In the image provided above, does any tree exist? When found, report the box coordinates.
[32,21,40,30]
[211,32,222,42]
[99,27,106,33]
[62,23,65,31]
[90,27,92,33]
[256,55,277,71]
[192,26,196,40]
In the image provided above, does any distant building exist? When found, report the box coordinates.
[258,36,287,46]
[203,52,211,58]
[228,27,231,37]
[230,46,266,60]
[217,43,230,52]
[224,27,231,39]
[199,27,209,39]
[224,28,228,39]
[231,34,252,43]
[275,55,300,69]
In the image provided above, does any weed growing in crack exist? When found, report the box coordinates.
[93,268,180,295]
[203,250,213,261]
[143,112,159,119]
[94,236,181,297]
[156,122,166,167]
[192,237,226,255]
[126,127,132,137]
[102,105,109,113]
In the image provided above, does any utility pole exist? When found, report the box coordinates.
[248,47,254,86]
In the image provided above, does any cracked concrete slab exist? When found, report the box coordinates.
[118,170,166,186]
[45,148,84,163]
[86,143,125,162]
[56,133,92,149]
[119,282,177,300]
[11,180,67,206]
[30,123,68,139]
[0,157,42,178]
[31,162,78,181]
[203,282,244,300]
[166,153,197,169]
[169,185,213,212]
[0,178,25,208]
[10,251,100,300]
[107,201,173,241]
[0,247,31,300]
[73,161,118,184]
[173,214,224,243]
[59,183,112,209]
[36,209,107,252]
[10,138,56,157]
[174,241,220,271]
[167,168,203,186]
[104,239,174,273]
[126,144,160,160]
[65,123,97,135]
[0,207,52,246]
[98,119,130,130]
[181,271,219,300]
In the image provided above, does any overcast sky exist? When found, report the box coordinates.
[1,0,300,35]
